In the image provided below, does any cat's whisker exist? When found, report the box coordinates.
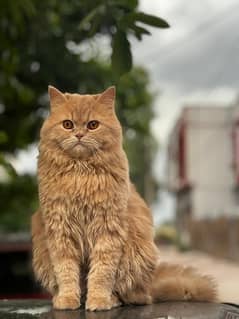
[61,138,79,150]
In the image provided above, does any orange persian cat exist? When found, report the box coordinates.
[31,86,217,311]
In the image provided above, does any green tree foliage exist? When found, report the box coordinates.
[0,0,168,231]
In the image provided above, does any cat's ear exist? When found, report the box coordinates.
[48,85,66,109]
[97,86,116,109]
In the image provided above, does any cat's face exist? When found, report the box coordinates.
[40,86,122,159]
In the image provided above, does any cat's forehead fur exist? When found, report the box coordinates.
[65,93,100,104]
[65,93,99,111]
[55,93,104,122]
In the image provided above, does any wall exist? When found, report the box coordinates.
[185,106,239,219]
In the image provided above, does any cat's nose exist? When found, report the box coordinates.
[75,133,84,140]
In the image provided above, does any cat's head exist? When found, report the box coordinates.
[40,86,122,159]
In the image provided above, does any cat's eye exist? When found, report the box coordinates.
[62,120,74,129]
[87,120,99,130]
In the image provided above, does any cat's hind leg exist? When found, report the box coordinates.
[31,210,57,295]
[115,241,157,306]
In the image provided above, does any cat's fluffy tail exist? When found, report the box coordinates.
[152,262,218,302]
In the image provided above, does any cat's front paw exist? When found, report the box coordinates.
[53,294,80,310]
[86,294,121,311]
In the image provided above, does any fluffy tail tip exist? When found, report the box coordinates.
[152,263,218,303]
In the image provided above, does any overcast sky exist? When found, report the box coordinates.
[132,0,239,223]
[134,0,239,144]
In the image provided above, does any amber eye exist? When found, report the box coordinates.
[62,120,74,129]
[87,120,99,130]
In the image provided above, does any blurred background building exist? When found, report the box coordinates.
[167,103,239,260]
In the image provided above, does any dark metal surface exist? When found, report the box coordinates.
[0,300,239,319]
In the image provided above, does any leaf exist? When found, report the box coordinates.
[87,14,102,37]
[0,154,17,178]
[0,131,8,145]
[111,0,138,10]
[78,5,105,31]
[118,12,169,40]
[134,12,170,28]
[130,24,151,40]
[111,30,132,77]
[119,12,169,31]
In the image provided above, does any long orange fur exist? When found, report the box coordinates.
[31,86,217,311]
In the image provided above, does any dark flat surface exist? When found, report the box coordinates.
[0,299,239,319]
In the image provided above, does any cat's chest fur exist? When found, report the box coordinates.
[38,158,127,219]
[38,156,128,255]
